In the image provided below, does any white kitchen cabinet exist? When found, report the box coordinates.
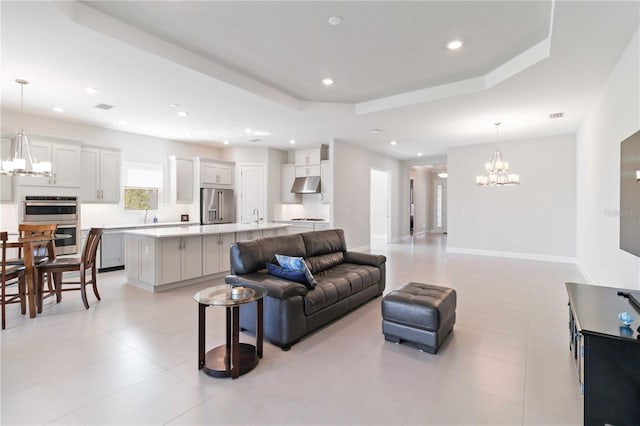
[236,230,263,242]
[80,147,121,203]
[320,160,331,204]
[262,227,288,237]
[202,232,234,275]
[18,139,81,187]
[125,235,156,284]
[169,156,194,204]
[295,165,321,177]
[158,235,202,284]
[281,164,301,204]
[0,138,13,201]
[200,160,233,186]
[294,145,327,166]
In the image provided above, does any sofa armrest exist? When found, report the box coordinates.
[226,273,308,300]
[344,251,386,267]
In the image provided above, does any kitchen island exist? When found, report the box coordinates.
[123,223,289,292]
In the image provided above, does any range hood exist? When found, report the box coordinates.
[291,176,321,194]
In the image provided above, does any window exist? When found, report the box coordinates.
[123,188,159,211]
[122,161,162,211]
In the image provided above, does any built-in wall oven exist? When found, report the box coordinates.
[22,196,79,255]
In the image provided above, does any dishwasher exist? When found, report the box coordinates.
[99,231,124,272]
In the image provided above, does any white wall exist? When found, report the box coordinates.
[447,134,577,261]
[370,169,389,240]
[333,139,408,249]
[576,27,640,289]
[0,110,220,230]
[411,167,435,234]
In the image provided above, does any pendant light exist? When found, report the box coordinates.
[475,122,520,186]
[0,79,51,177]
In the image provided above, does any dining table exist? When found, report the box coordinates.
[6,234,57,318]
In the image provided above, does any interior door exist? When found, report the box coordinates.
[240,164,265,224]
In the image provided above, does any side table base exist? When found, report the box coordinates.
[203,343,259,378]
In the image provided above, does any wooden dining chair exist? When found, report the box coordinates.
[1,232,26,330]
[36,228,104,311]
[17,223,58,294]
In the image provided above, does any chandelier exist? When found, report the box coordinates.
[475,122,520,186]
[0,79,52,177]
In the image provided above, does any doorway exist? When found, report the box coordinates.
[370,169,390,248]
[240,164,265,224]
[433,178,447,233]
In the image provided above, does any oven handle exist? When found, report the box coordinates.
[23,202,78,207]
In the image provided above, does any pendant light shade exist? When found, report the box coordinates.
[0,79,52,177]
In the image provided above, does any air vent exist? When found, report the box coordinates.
[549,112,564,119]
[248,138,261,143]
[94,103,113,110]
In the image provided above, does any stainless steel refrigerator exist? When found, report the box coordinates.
[200,188,234,224]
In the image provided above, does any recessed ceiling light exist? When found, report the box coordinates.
[370,129,382,134]
[117,119,127,125]
[85,87,99,95]
[417,153,423,157]
[328,16,343,26]
[169,103,179,108]
[289,139,296,144]
[447,39,463,50]
[223,140,229,145]
[438,172,448,178]
[176,111,188,117]
[245,128,271,136]
[322,78,334,86]
[52,107,64,113]
[390,140,397,146]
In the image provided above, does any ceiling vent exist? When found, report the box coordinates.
[248,138,261,143]
[94,103,113,110]
[549,112,564,119]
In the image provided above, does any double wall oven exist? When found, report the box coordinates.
[22,196,79,255]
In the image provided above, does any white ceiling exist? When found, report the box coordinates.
[1,1,638,160]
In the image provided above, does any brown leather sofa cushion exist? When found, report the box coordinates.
[305,252,344,274]
[303,263,381,315]
[301,229,346,257]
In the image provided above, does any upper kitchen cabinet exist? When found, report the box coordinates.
[281,163,301,204]
[169,156,194,204]
[198,158,234,187]
[294,145,328,166]
[0,137,13,201]
[80,147,121,203]
[18,138,81,187]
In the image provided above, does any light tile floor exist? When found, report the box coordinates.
[1,235,584,425]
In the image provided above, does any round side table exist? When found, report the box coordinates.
[194,285,266,379]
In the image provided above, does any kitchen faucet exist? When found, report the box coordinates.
[253,208,261,225]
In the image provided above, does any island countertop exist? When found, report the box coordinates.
[122,222,289,238]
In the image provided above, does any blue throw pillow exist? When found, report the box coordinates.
[274,254,317,288]
[266,263,308,286]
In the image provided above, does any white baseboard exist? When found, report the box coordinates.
[446,246,577,264]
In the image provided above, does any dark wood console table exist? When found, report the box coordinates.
[566,282,640,425]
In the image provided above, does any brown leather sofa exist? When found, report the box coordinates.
[226,229,386,350]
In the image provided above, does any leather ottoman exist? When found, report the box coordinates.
[381,282,456,354]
